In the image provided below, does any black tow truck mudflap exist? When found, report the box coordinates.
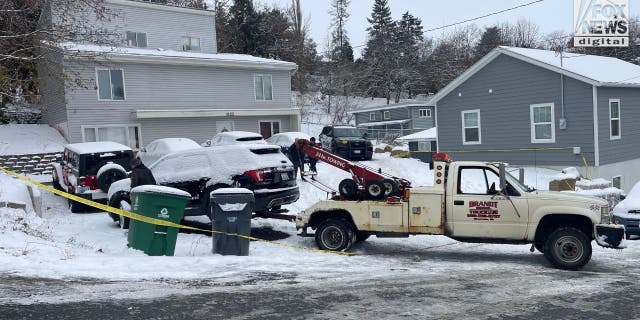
[595,224,625,248]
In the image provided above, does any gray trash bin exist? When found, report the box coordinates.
[210,188,254,256]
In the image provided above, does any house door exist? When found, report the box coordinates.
[259,121,280,138]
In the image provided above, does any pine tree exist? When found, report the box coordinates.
[474,26,504,59]
[393,12,424,100]
[228,0,261,55]
[361,0,397,103]
[329,0,353,63]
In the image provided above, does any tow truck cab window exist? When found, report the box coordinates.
[457,166,519,196]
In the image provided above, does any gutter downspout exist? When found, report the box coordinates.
[592,85,600,167]
[434,103,439,152]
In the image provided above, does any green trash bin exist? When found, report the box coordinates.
[127,185,191,256]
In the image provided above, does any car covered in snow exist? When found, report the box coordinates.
[612,181,640,239]
[201,131,266,147]
[265,132,313,158]
[107,144,299,227]
[319,125,373,160]
[52,142,134,213]
[137,138,201,166]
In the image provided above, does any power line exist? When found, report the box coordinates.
[321,0,545,55]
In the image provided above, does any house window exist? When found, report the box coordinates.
[612,176,622,189]
[96,69,125,100]
[182,36,200,51]
[259,120,280,138]
[461,110,481,144]
[369,112,376,121]
[418,141,431,151]
[82,125,140,149]
[126,31,147,48]
[609,99,621,140]
[530,103,555,143]
[383,111,390,120]
[254,75,273,101]
[419,109,431,118]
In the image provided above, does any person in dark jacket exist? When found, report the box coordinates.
[130,157,156,188]
[308,137,318,173]
[288,139,305,178]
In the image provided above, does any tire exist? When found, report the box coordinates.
[365,180,386,200]
[108,191,130,229]
[315,219,356,252]
[534,240,545,253]
[97,167,127,192]
[381,179,398,197]
[356,232,370,243]
[338,179,357,199]
[543,227,592,270]
[626,233,632,240]
[68,197,85,213]
[52,178,62,196]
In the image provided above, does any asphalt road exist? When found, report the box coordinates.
[2,267,640,320]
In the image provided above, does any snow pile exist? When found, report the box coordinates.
[0,173,35,212]
[392,144,409,152]
[550,167,581,181]
[612,181,640,218]
[0,124,66,155]
[576,178,611,189]
[396,128,437,141]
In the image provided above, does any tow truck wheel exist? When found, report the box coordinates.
[382,179,398,197]
[315,219,355,251]
[365,180,386,200]
[543,227,592,270]
[338,179,357,199]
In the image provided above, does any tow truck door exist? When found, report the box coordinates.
[448,166,529,239]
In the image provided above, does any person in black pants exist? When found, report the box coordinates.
[130,157,156,188]
[308,137,318,173]
[288,139,305,178]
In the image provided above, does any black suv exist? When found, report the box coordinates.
[52,142,133,213]
[319,126,373,160]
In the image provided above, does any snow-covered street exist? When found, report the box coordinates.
[1,153,640,319]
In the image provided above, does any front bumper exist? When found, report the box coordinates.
[595,224,625,248]
[335,147,373,160]
[613,215,640,236]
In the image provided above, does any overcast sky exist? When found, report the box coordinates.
[256,0,639,56]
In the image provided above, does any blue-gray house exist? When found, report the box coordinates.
[38,0,299,149]
[350,101,435,141]
[431,46,640,192]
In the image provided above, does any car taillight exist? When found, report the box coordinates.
[79,175,99,190]
[245,169,265,183]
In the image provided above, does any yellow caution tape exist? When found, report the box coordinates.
[411,147,573,153]
[0,167,355,256]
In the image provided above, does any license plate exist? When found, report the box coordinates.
[353,150,361,154]
[76,186,88,193]
[281,173,289,180]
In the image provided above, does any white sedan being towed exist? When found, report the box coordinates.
[202,131,266,147]
[137,138,201,166]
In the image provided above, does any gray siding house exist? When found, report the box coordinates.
[38,0,298,149]
[431,46,640,191]
[350,101,435,141]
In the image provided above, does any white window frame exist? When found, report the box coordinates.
[369,112,376,121]
[258,119,281,137]
[182,36,201,51]
[612,175,622,189]
[95,68,126,101]
[530,103,556,144]
[609,98,621,140]
[126,31,147,48]
[81,124,141,149]
[254,74,273,101]
[418,108,432,118]
[383,111,390,120]
[417,141,431,151]
[461,109,481,145]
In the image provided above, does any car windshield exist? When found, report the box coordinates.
[334,128,364,137]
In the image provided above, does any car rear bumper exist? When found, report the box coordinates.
[594,224,625,248]
[254,186,300,211]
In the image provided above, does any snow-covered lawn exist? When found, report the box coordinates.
[0,124,66,155]
[0,152,638,287]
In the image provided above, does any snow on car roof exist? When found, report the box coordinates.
[217,131,264,139]
[149,138,201,150]
[269,132,312,141]
[65,142,132,154]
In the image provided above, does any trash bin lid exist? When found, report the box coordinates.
[210,188,253,195]
[131,185,191,198]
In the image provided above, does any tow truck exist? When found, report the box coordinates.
[296,145,624,270]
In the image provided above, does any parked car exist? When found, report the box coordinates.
[201,131,266,147]
[137,138,201,166]
[52,142,134,213]
[107,144,299,227]
[319,125,373,160]
[612,181,640,239]
[266,132,313,158]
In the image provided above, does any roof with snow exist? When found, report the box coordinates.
[65,141,132,154]
[60,42,297,71]
[397,128,437,142]
[349,100,434,114]
[357,119,411,127]
[430,46,640,104]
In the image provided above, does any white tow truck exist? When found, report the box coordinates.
[296,153,624,270]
